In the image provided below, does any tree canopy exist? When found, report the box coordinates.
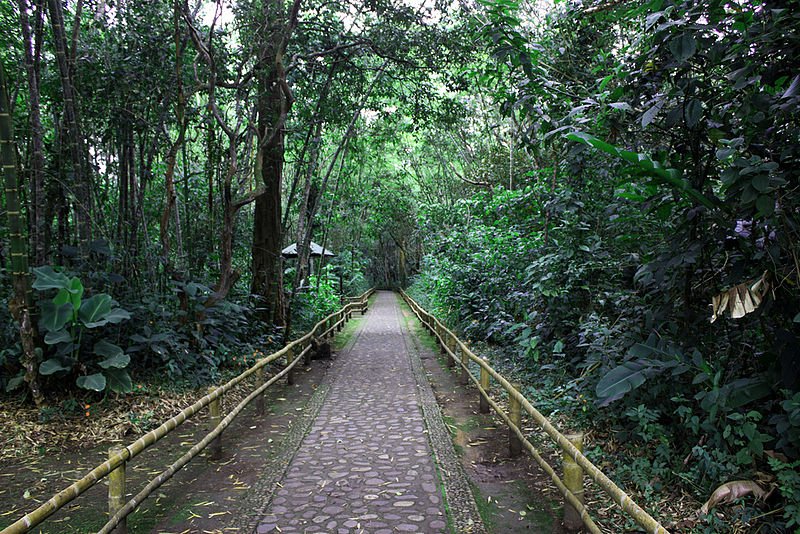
[1,0,799,530]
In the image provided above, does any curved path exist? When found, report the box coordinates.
[256,291,482,533]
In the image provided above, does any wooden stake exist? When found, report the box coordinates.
[460,348,469,385]
[208,387,222,459]
[287,347,295,385]
[447,336,457,367]
[108,447,127,534]
[447,339,456,368]
[479,361,490,414]
[508,384,522,457]
[255,366,265,416]
[563,433,585,532]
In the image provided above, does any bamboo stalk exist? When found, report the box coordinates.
[107,447,127,534]
[399,290,669,534]
[4,294,366,534]
[255,366,266,416]
[286,346,295,385]
[508,382,522,457]
[97,351,307,534]
[563,433,585,532]
[208,386,223,459]
[479,361,490,414]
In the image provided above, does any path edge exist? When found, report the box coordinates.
[233,310,370,533]
[395,293,487,534]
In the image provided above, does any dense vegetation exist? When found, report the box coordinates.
[1,0,798,531]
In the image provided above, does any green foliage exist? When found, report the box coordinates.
[289,270,342,335]
[769,457,800,528]
[32,267,132,394]
[125,281,275,386]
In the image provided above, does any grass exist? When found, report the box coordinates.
[332,314,364,351]
[469,480,498,532]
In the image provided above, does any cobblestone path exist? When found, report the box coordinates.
[256,291,450,533]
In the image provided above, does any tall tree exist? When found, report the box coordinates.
[17,0,47,265]
[46,0,91,252]
[250,0,301,326]
[0,62,42,406]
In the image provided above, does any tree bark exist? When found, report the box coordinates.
[160,0,188,272]
[17,0,47,266]
[47,0,91,252]
[250,0,302,326]
[0,62,43,406]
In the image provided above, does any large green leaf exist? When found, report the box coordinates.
[77,373,107,392]
[669,33,697,63]
[104,368,133,393]
[95,340,130,369]
[596,361,651,406]
[79,294,113,327]
[39,301,74,332]
[565,131,716,209]
[44,329,73,345]
[5,374,24,392]
[103,308,131,324]
[685,99,703,128]
[52,277,83,311]
[39,358,71,375]
[31,266,70,291]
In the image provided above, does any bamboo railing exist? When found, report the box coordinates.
[2,289,374,534]
[400,290,670,534]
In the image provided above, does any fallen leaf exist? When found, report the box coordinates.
[698,480,767,516]
[209,511,231,518]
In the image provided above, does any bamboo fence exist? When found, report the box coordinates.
[2,289,374,534]
[400,290,670,534]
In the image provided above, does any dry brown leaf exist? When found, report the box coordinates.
[710,271,769,323]
[697,480,767,516]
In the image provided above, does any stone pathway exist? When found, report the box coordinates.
[256,291,465,533]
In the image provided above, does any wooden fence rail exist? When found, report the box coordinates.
[2,289,374,534]
[400,290,669,534]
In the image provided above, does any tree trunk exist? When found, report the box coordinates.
[160,0,188,272]
[46,0,91,252]
[17,0,47,266]
[0,62,43,406]
[250,0,301,326]
[293,119,324,290]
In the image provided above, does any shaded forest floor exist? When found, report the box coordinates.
[2,307,570,533]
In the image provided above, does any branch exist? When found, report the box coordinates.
[583,0,631,14]
[231,187,265,211]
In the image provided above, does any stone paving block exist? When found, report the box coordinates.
[256,292,449,533]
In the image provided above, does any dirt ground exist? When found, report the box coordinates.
[398,304,567,534]
[1,308,570,534]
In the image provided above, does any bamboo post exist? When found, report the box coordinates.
[447,338,456,368]
[286,347,295,385]
[255,366,266,416]
[108,447,127,534]
[303,341,312,366]
[447,336,457,367]
[208,387,223,459]
[508,384,522,457]
[563,433,585,532]
[460,347,469,385]
[479,361,490,414]
[440,328,447,356]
